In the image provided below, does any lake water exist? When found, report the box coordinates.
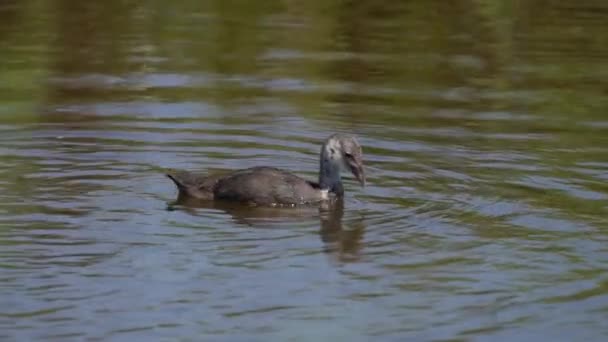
[1,1,608,341]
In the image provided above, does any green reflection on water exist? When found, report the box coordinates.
[0,0,607,123]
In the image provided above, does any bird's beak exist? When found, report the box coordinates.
[348,158,366,187]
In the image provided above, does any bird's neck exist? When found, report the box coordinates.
[318,142,344,195]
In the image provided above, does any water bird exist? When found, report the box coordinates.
[166,134,365,206]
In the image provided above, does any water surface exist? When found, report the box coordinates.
[1,1,608,341]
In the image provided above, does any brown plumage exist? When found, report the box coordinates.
[166,134,365,206]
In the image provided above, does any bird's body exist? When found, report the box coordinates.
[168,166,327,206]
[166,134,365,206]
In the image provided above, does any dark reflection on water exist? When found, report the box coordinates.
[1,0,608,341]
[170,195,364,262]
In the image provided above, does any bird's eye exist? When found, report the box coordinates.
[344,152,353,159]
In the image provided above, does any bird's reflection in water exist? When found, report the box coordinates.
[318,198,365,262]
[168,195,365,262]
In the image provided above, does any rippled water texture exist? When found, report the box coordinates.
[1,1,608,341]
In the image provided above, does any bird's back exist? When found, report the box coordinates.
[213,167,324,206]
